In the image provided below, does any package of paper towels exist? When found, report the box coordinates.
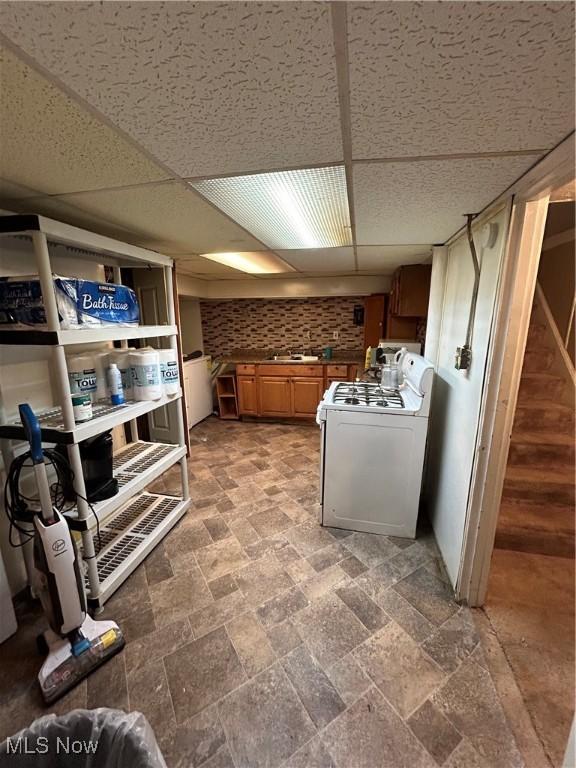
[0,275,140,329]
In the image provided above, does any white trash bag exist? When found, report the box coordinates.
[0,708,167,768]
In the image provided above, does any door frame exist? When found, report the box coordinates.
[455,133,575,606]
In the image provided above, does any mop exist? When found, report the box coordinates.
[7,404,125,704]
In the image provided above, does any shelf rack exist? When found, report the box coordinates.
[216,374,239,420]
[0,214,190,610]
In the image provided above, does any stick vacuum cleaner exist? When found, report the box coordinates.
[16,404,125,704]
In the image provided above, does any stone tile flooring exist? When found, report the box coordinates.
[0,418,524,767]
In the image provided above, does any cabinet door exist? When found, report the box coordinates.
[291,378,323,417]
[363,294,386,348]
[396,265,432,316]
[237,376,258,415]
[259,377,291,416]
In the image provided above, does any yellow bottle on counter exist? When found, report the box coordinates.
[364,346,372,370]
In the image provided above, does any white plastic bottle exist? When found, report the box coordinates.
[107,363,125,405]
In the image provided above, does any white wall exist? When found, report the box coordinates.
[425,205,510,585]
[177,272,391,299]
[179,298,204,355]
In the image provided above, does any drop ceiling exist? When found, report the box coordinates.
[0,1,574,281]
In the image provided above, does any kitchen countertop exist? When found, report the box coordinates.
[219,350,365,366]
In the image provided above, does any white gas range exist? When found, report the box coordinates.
[316,353,434,538]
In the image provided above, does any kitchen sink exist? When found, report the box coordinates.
[268,354,319,361]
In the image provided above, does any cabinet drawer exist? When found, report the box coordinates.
[326,364,348,377]
[258,364,323,377]
[236,363,256,375]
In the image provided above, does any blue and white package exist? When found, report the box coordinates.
[0,274,140,329]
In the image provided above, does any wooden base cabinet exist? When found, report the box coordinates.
[259,376,292,417]
[291,377,324,417]
[237,362,358,419]
[237,376,258,415]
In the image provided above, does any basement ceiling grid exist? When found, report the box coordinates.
[0,1,574,279]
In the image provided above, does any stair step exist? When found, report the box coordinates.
[511,430,575,447]
[506,465,574,484]
[503,472,575,507]
[518,372,568,401]
[523,348,555,373]
[498,500,574,529]
[496,501,574,558]
[494,528,575,558]
[508,440,575,468]
[526,321,549,342]
[513,401,574,434]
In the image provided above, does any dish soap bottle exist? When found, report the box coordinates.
[364,346,372,371]
[107,363,125,405]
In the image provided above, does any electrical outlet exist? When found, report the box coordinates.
[333,331,339,340]
[455,345,472,370]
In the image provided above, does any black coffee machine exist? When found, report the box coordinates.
[57,430,118,502]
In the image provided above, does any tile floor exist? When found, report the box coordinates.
[0,418,524,767]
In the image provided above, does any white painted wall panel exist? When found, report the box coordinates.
[425,206,510,585]
[179,298,204,356]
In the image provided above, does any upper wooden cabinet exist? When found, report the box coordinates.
[389,265,432,317]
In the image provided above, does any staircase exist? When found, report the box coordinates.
[495,298,575,558]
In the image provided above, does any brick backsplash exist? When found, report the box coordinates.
[200,297,365,358]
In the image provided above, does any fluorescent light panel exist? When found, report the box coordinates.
[191,166,352,249]
[200,251,293,274]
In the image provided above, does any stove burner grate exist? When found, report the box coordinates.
[332,382,405,409]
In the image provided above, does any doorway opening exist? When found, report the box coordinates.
[483,187,575,767]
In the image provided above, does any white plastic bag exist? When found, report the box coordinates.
[0,708,167,768]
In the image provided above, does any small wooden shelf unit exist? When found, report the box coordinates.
[216,374,239,419]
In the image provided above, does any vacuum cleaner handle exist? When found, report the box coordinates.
[19,403,43,464]
[19,403,55,524]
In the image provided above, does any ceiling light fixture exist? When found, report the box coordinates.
[200,251,294,274]
[190,166,352,249]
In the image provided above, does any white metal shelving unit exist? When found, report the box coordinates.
[0,214,190,609]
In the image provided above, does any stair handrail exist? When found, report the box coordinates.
[534,281,576,388]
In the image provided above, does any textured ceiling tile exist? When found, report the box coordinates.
[0,178,41,200]
[173,256,250,276]
[357,245,431,271]
[276,247,355,272]
[52,181,265,254]
[0,2,343,177]
[0,45,168,195]
[348,2,575,158]
[176,259,256,279]
[1,193,148,246]
[354,156,540,244]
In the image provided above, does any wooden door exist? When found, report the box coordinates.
[291,378,323,417]
[259,377,291,416]
[237,376,258,415]
[364,294,386,348]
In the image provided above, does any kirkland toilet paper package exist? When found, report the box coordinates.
[0,275,140,329]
